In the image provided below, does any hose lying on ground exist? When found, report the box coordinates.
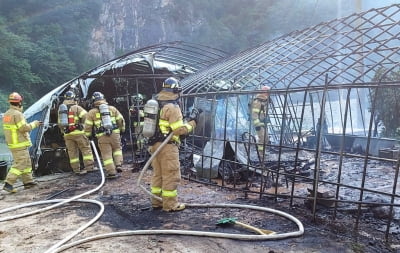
[55,133,304,253]
[0,140,106,253]
[1,135,304,253]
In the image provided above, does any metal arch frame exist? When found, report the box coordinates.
[181,4,400,243]
[27,41,228,177]
[182,4,400,93]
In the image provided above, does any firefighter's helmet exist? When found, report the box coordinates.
[261,85,271,92]
[162,77,182,93]
[64,90,76,100]
[92,92,105,102]
[8,92,23,103]
[132,93,144,104]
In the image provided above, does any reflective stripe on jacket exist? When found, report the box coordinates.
[157,92,195,144]
[251,95,268,127]
[84,102,125,137]
[2,105,37,149]
[60,100,87,136]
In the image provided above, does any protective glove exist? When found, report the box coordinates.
[188,108,203,124]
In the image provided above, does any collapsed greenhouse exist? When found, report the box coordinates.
[19,3,400,242]
[180,3,400,241]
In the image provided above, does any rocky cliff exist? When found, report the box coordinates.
[88,0,203,61]
[87,0,362,62]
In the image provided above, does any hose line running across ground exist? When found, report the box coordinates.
[1,135,304,253]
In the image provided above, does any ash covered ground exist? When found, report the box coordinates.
[0,161,398,253]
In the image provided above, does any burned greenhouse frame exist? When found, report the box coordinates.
[14,3,400,244]
[24,41,227,176]
[179,4,400,242]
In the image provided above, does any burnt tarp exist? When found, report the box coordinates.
[192,94,259,179]
[195,140,249,179]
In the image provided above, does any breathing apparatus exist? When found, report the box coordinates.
[142,77,182,138]
[91,92,113,135]
[59,90,83,133]
[58,104,69,128]
[142,98,159,138]
[99,104,113,131]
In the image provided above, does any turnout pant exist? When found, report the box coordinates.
[64,134,94,172]
[150,142,181,211]
[98,133,123,175]
[5,147,34,185]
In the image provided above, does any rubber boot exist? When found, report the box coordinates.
[3,182,17,193]
[24,181,38,189]
[116,165,123,173]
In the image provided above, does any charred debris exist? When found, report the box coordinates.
[19,4,400,242]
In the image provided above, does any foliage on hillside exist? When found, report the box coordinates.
[0,0,356,112]
[0,0,102,111]
[169,0,351,54]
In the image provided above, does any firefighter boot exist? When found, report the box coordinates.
[116,165,123,173]
[151,194,163,209]
[162,196,185,212]
[3,182,17,193]
[24,181,38,189]
[106,173,118,179]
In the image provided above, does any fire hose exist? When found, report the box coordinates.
[0,135,304,253]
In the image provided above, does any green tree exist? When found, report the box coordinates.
[0,19,41,111]
[370,68,400,137]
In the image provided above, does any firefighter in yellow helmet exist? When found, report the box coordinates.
[148,77,200,212]
[2,92,42,193]
[84,92,125,179]
[251,85,270,154]
[129,93,145,153]
[58,90,94,175]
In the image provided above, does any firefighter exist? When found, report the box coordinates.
[2,92,42,193]
[251,85,270,153]
[58,90,94,175]
[84,92,125,178]
[129,93,145,153]
[148,77,200,212]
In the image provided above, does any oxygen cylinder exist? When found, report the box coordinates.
[142,98,159,138]
[58,104,69,127]
[99,104,113,130]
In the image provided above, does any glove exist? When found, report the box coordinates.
[188,108,202,124]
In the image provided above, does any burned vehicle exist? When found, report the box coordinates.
[24,41,227,176]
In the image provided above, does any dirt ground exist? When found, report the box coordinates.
[0,163,397,253]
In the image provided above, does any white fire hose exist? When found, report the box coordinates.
[0,136,304,253]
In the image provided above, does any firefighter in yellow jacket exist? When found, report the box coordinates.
[2,92,42,193]
[129,93,145,153]
[84,92,125,178]
[58,90,94,175]
[148,77,200,212]
[251,85,270,153]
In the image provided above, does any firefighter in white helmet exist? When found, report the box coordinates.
[148,77,200,212]
[2,92,42,193]
[58,90,94,175]
[251,85,270,154]
[84,92,125,179]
